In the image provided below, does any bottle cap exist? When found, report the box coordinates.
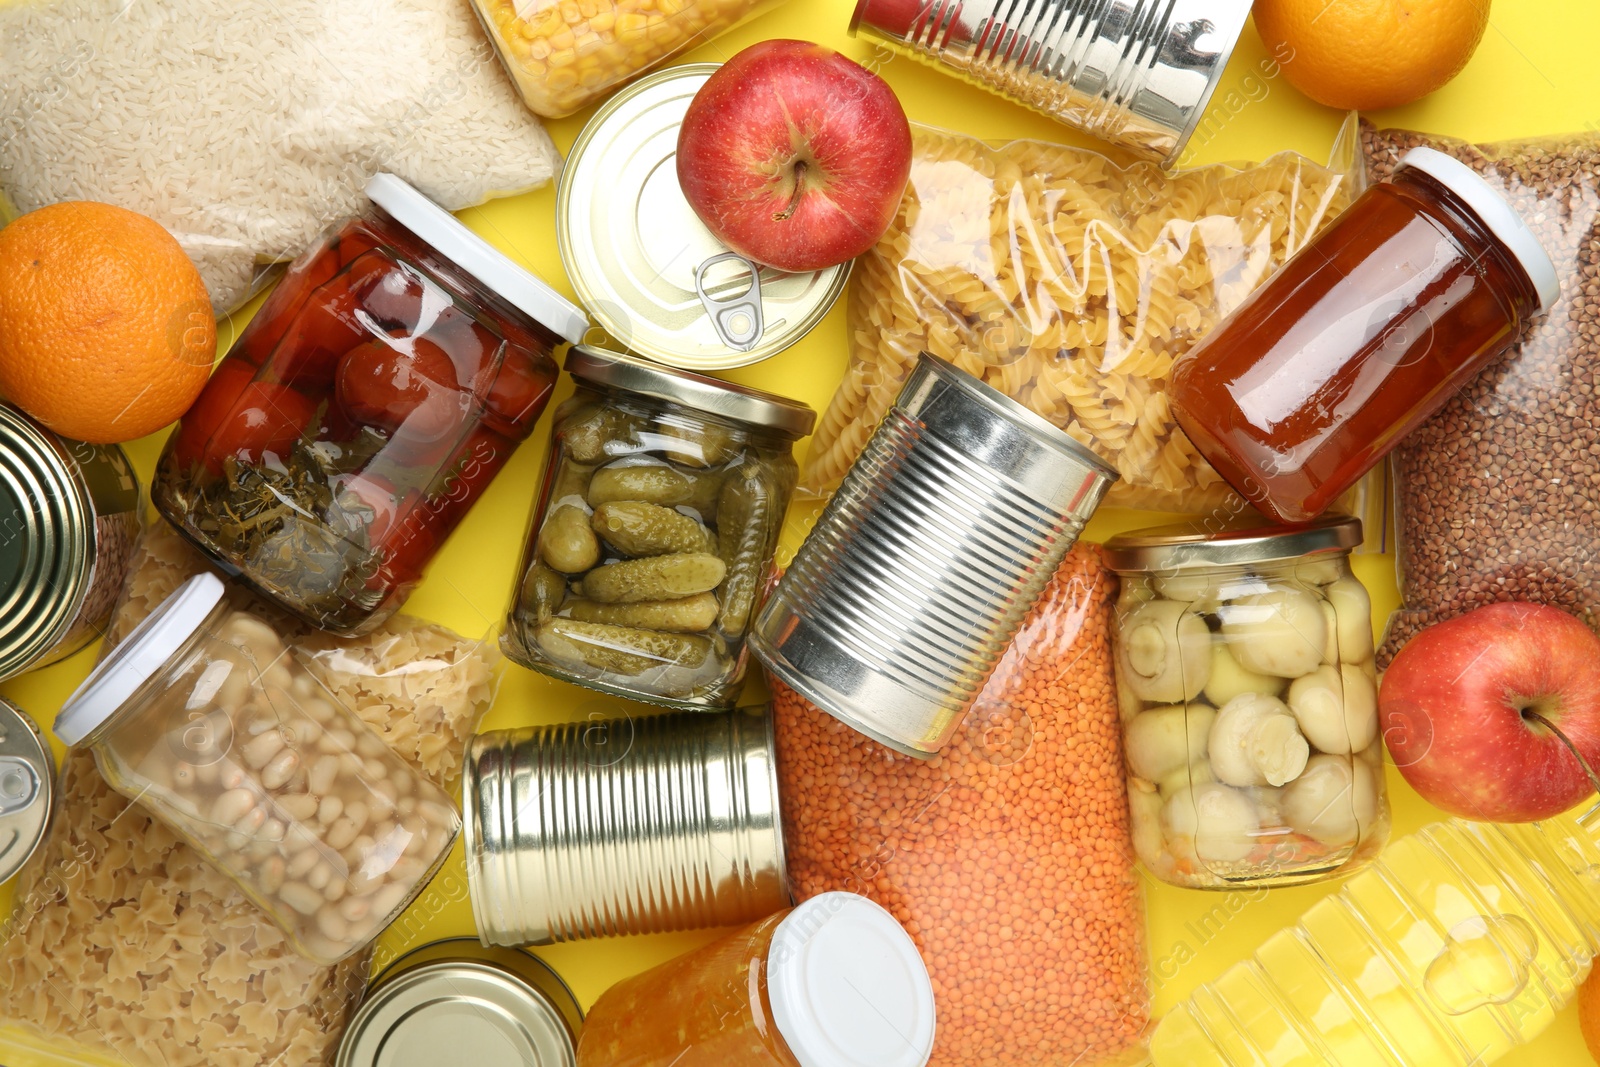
[1398,146,1560,312]
[54,572,226,746]
[768,892,936,1067]
[366,173,589,346]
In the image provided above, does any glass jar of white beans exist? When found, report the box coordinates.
[54,572,459,964]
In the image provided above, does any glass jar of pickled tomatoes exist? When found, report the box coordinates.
[1171,147,1559,525]
[576,893,935,1067]
[154,174,588,636]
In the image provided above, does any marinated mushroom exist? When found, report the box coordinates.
[1203,642,1287,707]
[1326,576,1375,664]
[1124,703,1216,783]
[1287,664,1378,755]
[1219,589,1326,678]
[1127,781,1165,869]
[1157,758,1216,797]
[1292,556,1345,586]
[1160,782,1261,864]
[1207,693,1310,787]
[1281,754,1378,846]
[1118,599,1211,703]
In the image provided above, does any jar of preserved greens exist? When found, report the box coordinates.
[1103,516,1390,890]
[154,174,587,636]
[505,346,813,708]
[54,573,461,964]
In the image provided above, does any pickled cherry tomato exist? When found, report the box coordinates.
[266,255,392,389]
[336,337,463,432]
[168,360,254,473]
[179,370,316,473]
[353,263,429,335]
[482,352,556,436]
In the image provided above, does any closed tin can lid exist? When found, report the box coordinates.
[0,697,54,886]
[1102,514,1363,572]
[0,406,95,680]
[338,939,581,1067]
[556,63,850,371]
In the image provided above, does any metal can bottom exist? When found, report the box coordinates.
[339,938,582,1067]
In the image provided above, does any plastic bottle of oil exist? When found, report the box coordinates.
[1146,806,1600,1065]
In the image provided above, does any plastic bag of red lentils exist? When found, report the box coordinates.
[771,542,1151,1067]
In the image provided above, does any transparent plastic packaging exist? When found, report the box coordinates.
[55,576,461,965]
[0,0,562,313]
[771,544,1151,1067]
[155,177,582,637]
[1149,805,1600,1066]
[0,520,498,1067]
[798,122,1356,513]
[1104,518,1390,889]
[469,0,786,119]
[505,347,811,708]
[1361,123,1600,665]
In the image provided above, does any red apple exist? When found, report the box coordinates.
[1381,602,1600,822]
[676,40,912,273]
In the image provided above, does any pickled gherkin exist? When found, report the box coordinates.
[583,553,726,604]
[507,349,813,708]
[591,501,714,557]
[587,463,723,516]
[567,593,719,633]
[715,460,783,636]
[535,618,712,676]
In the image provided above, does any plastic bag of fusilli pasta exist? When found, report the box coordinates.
[800,120,1360,513]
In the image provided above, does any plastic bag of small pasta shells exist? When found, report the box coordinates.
[0,521,498,1067]
[800,120,1360,513]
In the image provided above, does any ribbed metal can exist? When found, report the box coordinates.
[849,0,1252,165]
[464,704,789,946]
[750,352,1118,758]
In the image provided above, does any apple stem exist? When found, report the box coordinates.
[1524,709,1600,799]
[773,160,807,223]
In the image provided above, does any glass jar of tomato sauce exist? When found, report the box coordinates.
[154,175,588,635]
[1170,147,1559,525]
[576,893,935,1067]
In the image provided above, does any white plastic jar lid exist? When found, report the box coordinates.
[767,893,936,1067]
[54,572,227,746]
[365,173,589,346]
[1398,146,1561,312]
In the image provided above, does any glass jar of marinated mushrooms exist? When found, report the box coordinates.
[505,347,814,708]
[1103,516,1389,890]
[53,573,460,964]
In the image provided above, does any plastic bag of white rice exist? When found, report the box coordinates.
[0,0,562,313]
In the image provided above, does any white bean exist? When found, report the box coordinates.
[339,754,364,778]
[232,805,267,836]
[339,897,372,923]
[315,908,349,942]
[277,794,318,822]
[291,673,318,699]
[261,750,300,791]
[323,877,347,903]
[260,818,287,843]
[362,757,389,780]
[320,729,357,755]
[326,817,361,851]
[211,788,258,826]
[369,882,409,918]
[318,795,344,825]
[357,732,387,759]
[259,855,286,894]
[241,729,286,770]
[343,802,370,836]
[308,755,339,796]
[287,847,321,879]
[307,861,333,891]
[219,763,247,791]
[345,835,375,868]
[305,698,337,724]
[281,882,323,915]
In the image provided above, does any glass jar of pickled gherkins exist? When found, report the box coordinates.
[1103,516,1390,889]
[505,346,814,708]
[576,893,935,1067]
[468,0,786,119]
[53,573,461,965]
[154,173,586,637]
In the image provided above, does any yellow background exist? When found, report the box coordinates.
[1,1,1597,1064]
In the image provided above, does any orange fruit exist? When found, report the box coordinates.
[0,201,215,445]
[1582,962,1600,1064]
[1253,0,1491,112]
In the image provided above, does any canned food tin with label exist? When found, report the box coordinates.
[0,404,141,681]
[557,64,850,371]
[0,697,54,887]
[339,938,582,1067]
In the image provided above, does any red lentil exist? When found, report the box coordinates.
[771,544,1150,1067]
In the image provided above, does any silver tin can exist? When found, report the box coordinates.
[0,404,141,681]
[750,352,1118,758]
[557,64,850,371]
[464,704,789,946]
[850,0,1252,165]
[338,938,581,1067]
[0,698,53,885]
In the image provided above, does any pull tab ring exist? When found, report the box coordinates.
[0,756,39,816]
[694,252,765,353]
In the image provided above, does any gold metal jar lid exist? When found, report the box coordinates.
[0,697,54,886]
[0,406,94,680]
[556,63,850,371]
[565,345,816,438]
[337,939,581,1067]
[1102,514,1363,573]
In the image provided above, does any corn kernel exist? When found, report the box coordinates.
[590,10,615,31]
[548,67,580,90]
